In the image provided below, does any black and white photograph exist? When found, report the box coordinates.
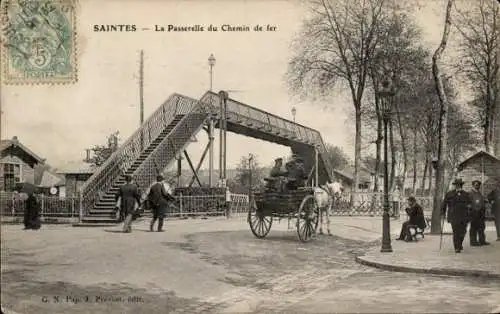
[1,0,499,313]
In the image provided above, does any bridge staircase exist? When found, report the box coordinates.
[77,94,211,224]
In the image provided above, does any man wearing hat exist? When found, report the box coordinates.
[469,180,490,246]
[268,157,287,191]
[441,178,472,253]
[270,158,287,178]
[116,175,141,233]
[147,175,175,232]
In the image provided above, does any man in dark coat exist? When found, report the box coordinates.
[285,155,307,190]
[396,196,426,241]
[268,157,287,191]
[116,175,141,233]
[148,175,175,232]
[469,180,490,246]
[441,178,472,253]
[487,186,500,241]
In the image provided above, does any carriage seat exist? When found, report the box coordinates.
[264,177,283,192]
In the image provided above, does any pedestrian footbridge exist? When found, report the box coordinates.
[79,91,335,223]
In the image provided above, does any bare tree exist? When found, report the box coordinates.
[454,0,499,154]
[431,0,455,235]
[286,0,388,196]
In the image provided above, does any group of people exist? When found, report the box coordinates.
[115,174,175,233]
[397,178,500,253]
[268,154,308,191]
[441,178,499,253]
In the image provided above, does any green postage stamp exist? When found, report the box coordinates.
[1,0,77,84]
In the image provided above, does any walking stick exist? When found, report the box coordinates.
[439,215,446,251]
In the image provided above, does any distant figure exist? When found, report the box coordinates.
[391,187,402,218]
[116,175,141,233]
[441,178,471,253]
[469,180,490,246]
[487,186,500,241]
[396,197,426,241]
[148,175,175,232]
[21,191,41,230]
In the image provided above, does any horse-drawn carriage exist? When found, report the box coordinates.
[247,186,319,242]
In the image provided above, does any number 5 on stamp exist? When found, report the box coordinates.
[1,0,77,84]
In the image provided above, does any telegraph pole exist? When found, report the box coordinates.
[140,49,144,125]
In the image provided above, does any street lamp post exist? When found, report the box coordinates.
[378,71,396,253]
[292,107,297,122]
[208,54,216,91]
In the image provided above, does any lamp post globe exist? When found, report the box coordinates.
[378,70,395,253]
[208,54,216,91]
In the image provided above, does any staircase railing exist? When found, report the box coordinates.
[79,94,204,215]
[131,101,210,191]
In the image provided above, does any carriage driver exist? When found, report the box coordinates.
[285,155,307,190]
[268,158,288,191]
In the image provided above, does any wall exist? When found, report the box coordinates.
[458,156,500,195]
[0,156,35,191]
[63,174,92,198]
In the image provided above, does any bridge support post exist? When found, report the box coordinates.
[209,118,214,187]
[315,146,319,187]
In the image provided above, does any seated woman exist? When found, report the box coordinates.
[396,196,427,241]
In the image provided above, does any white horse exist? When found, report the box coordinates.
[314,181,343,235]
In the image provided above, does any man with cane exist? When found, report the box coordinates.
[441,178,472,253]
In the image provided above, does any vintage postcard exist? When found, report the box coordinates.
[1,0,499,313]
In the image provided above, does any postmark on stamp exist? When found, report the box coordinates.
[1,0,77,84]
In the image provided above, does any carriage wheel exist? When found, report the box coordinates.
[248,199,273,239]
[296,195,319,242]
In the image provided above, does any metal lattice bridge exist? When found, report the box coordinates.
[78,91,335,223]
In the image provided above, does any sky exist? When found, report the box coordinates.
[0,0,468,171]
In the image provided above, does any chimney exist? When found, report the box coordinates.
[85,149,91,162]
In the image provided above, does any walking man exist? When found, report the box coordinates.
[469,180,490,246]
[117,175,141,233]
[441,178,471,253]
[487,186,500,241]
[148,175,175,232]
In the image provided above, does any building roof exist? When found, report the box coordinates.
[0,136,45,165]
[55,161,96,174]
[39,170,66,187]
[457,150,500,171]
[334,166,372,183]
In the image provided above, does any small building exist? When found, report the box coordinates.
[456,150,500,195]
[333,166,374,191]
[56,162,96,198]
[38,170,66,197]
[0,136,45,192]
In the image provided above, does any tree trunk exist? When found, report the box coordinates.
[374,115,382,193]
[389,118,396,191]
[427,159,433,194]
[420,152,429,196]
[431,0,455,235]
[351,107,362,207]
[395,101,408,196]
[412,129,418,195]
